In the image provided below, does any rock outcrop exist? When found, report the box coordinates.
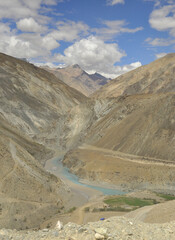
[43,64,109,96]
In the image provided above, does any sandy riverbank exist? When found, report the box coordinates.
[45,155,103,208]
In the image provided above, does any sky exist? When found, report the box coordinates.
[0,0,175,78]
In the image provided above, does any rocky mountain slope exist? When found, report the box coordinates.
[0,53,89,230]
[63,54,175,191]
[93,53,175,99]
[43,64,109,96]
[0,118,73,230]
[1,52,175,232]
[0,53,88,152]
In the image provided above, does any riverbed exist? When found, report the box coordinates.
[45,156,126,198]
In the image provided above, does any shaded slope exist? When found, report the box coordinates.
[0,53,87,151]
[43,64,109,96]
[0,53,89,230]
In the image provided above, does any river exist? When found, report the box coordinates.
[45,156,126,196]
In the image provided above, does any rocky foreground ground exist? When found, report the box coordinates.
[1,216,175,240]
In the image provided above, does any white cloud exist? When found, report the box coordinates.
[17,18,44,33]
[107,0,125,6]
[149,5,175,31]
[0,0,56,22]
[42,35,60,50]
[49,21,89,42]
[0,0,142,78]
[147,4,175,47]
[0,0,39,20]
[54,36,129,78]
[145,37,175,46]
[107,61,142,79]
[0,35,39,59]
[94,20,143,40]
[155,52,167,58]
[0,30,60,59]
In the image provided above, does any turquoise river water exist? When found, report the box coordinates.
[48,156,126,196]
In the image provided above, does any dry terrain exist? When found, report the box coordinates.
[63,92,175,190]
[43,64,109,96]
[0,51,175,235]
[0,53,89,230]
[93,53,175,99]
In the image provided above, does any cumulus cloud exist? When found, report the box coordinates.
[94,20,143,40]
[149,5,175,31]
[0,0,40,20]
[107,0,125,6]
[54,36,139,78]
[155,52,167,58]
[0,29,59,59]
[0,0,142,78]
[49,21,89,42]
[17,18,45,33]
[0,0,56,22]
[42,35,60,50]
[147,4,175,46]
[107,61,142,79]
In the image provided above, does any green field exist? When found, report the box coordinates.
[155,193,175,201]
[104,196,157,207]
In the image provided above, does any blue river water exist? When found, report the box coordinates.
[50,156,126,196]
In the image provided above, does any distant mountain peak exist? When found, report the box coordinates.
[72,64,81,69]
[42,63,109,96]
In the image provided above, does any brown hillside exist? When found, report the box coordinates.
[93,53,175,99]
[43,64,108,96]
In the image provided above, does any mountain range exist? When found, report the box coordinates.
[43,64,109,96]
[0,52,175,229]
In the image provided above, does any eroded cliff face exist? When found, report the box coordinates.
[0,53,88,152]
[0,53,89,230]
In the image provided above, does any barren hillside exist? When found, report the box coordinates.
[43,64,109,96]
[63,54,175,190]
[93,53,175,99]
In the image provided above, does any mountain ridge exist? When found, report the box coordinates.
[43,64,109,96]
[93,53,175,99]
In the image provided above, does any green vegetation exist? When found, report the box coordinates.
[67,207,76,213]
[84,207,90,212]
[104,196,156,207]
[91,195,161,213]
[92,207,135,212]
[155,193,175,201]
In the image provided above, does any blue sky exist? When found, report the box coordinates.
[0,0,174,78]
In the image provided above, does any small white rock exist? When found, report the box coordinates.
[55,220,63,230]
[95,228,107,235]
[95,232,105,239]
